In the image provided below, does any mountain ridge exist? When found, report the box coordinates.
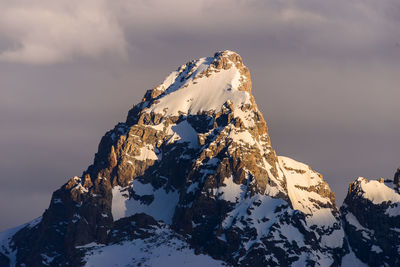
[0,50,399,267]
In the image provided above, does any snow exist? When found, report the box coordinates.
[385,204,400,217]
[279,156,337,228]
[0,226,23,267]
[341,248,368,267]
[147,56,251,116]
[148,122,165,131]
[215,176,244,202]
[279,156,320,187]
[157,70,180,92]
[292,253,309,267]
[169,120,199,148]
[27,216,42,228]
[313,254,334,267]
[279,156,341,247]
[52,198,62,204]
[132,179,154,195]
[186,181,199,194]
[371,245,383,253]
[277,223,305,246]
[357,177,400,204]
[222,194,287,238]
[83,226,225,267]
[233,108,255,128]
[41,253,55,265]
[112,180,179,223]
[279,156,324,214]
[391,227,400,233]
[134,144,159,161]
[320,228,345,248]
[70,176,88,193]
[306,208,338,227]
[228,129,256,146]
[76,242,101,249]
[344,212,374,239]
[345,212,364,230]
[111,186,130,221]
[206,157,219,166]
[0,217,42,267]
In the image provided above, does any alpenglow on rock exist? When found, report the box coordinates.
[0,50,398,266]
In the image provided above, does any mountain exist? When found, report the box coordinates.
[0,50,399,267]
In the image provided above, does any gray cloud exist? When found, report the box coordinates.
[1,0,399,231]
[0,0,127,64]
[1,0,399,64]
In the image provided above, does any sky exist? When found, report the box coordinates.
[1,0,399,231]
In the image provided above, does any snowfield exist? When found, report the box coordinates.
[82,225,226,267]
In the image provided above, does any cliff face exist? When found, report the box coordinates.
[0,50,398,267]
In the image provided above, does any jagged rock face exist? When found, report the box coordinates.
[394,167,400,191]
[341,177,400,266]
[1,51,346,266]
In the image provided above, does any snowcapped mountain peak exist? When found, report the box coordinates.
[70,51,345,265]
[346,177,400,204]
[136,50,253,117]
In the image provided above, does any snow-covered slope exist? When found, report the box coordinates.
[80,214,225,267]
[146,52,250,116]
[1,50,398,266]
[0,217,41,267]
[279,157,345,249]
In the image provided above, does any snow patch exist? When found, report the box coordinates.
[134,145,159,161]
[216,176,244,202]
[233,108,255,128]
[345,212,374,239]
[169,120,199,148]
[357,178,400,204]
[306,208,337,227]
[385,204,400,217]
[320,228,344,248]
[112,180,179,224]
[228,130,255,146]
[371,245,383,253]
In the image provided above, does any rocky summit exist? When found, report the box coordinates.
[1,51,399,267]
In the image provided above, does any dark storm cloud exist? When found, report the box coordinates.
[1,0,399,230]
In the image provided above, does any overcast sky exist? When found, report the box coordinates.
[1,0,399,231]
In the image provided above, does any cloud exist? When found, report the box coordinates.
[0,0,398,64]
[0,0,127,64]
[116,0,399,63]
